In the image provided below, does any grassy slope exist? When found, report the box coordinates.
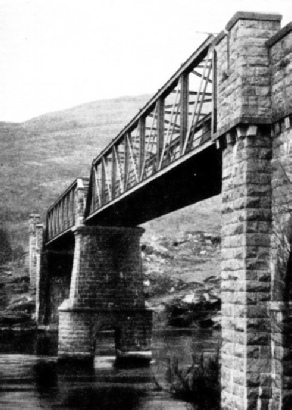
[0,95,220,253]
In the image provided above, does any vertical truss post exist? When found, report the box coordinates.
[139,117,146,180]
[57,206,59,234]
[211,49,217,135]
[52,213,55,237]
[90,170,94,213]
[53,210,55,236]
[67,192,70,223]
[50,213,52,238]
[124,134,129,191]
[57,203,61,234]
[60,201,63,231]
[72,187,76,226]
[68,194,71,226]
[94,166,102,209]
[55,206,58,235]
[47,214,49,241]
[156,97,165,169]
[64,198,67,230]
[47,213,50,241]
[59,202,61,232]
[58,202,60,234]
[61,199,64,232]
[69,190,72,226]
[180,72,189,155]
[111,146,117,200]
[59,200,62,233]
[101,160,106,206]
[63,196,67,229]
[66,195,70,228]
[53,210,56,236]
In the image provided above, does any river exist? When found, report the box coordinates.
[0,328,220,409]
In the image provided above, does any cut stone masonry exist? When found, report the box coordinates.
[58,225,152,361]
[215,11,292,410]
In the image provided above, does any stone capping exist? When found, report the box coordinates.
[215,112,292,145]
[225,11,282,32]
[215,122,273,149]
[216,116,272,140]
[71,224,145,236]
[213,11,282,47]
[58,306,154,312]
[266,21,292,47]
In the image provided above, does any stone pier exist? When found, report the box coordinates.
[214,11,287,410]
[220,124,273,409]
[58,225,152,362]
[28,214,43,292]
[268,22,292,408]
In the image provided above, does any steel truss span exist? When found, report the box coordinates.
[46,36,218,244]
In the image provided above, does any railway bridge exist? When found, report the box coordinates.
[29,12,292,410]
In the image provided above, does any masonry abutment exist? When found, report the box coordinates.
[215,11,282,410]
[269,120,292,407]
[58,225,152,362]
[221,125,273,409]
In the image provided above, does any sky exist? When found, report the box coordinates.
[0,0,291,122]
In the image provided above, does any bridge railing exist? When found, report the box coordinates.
[86,35,216,218]
[45,177,89,244]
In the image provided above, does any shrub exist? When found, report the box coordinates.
[166,349,220,409]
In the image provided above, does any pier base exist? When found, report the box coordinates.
[58,306,152,364]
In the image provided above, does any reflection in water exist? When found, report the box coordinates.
[33,361,58,392]
[64,386,143,409]
[0,329,219,409]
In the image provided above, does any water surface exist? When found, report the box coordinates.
[0,329,219,409]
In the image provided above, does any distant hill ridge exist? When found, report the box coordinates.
[0,94,220,257]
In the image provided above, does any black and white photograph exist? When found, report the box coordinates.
[0,0,292,408]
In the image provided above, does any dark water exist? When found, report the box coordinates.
[0,329,219,409]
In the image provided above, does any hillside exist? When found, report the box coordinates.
[0,96,148,255]
[0,94,221,260]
